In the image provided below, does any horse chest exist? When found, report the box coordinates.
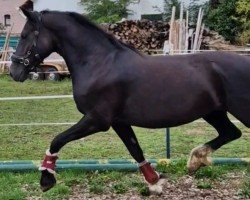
[72,80,120,115]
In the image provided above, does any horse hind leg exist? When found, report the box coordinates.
[187,111,242,174]
[228,101,250,128]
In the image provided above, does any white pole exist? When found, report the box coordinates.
[0,95,73,101]
[178,3,184,53]
[197,23,205,50]
[184,10,189,52]
[169,6,176,55]
[193,8,203,52]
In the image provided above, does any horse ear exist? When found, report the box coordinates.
[19,7,32,19]
[19,7,40,25]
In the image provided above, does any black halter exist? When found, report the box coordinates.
[11,13,43,71]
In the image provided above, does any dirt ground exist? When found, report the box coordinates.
[69,173,249,200]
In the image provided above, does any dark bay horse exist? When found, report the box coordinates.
[10,9,250,192]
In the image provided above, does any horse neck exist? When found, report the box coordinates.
[43,14,120,74]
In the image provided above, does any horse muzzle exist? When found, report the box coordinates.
[9,63,29,82]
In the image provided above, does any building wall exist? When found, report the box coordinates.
[127,0,207,20]
[127,0,165,20]
[34,0,84,13]
[0,0,26,34]
[0,0,207,34]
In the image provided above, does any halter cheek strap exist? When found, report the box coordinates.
[11,12,43,71]
[39,149,58,174]
[11,48,41,71]
[139,161,160,184]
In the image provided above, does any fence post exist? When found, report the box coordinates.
[166,128,171,159]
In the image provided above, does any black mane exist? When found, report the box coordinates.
[42,10,140,54]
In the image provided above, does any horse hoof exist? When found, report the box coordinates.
[147,177,166,195]
[159,173,167,179]
[41,184,56,192]
[188,163,206,175]
[187,145,213,174]
[188,167,199,175]
[40,170,56,192]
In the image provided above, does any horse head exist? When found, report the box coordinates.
[10,8,55,82]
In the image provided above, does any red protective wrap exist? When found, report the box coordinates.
[139,162,159,184]
[41,154,58,172]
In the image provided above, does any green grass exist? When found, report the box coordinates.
[240,166,250,198]
[0,164,248,199]
[0,75,249,199]
[0,170,148,199]
[241,178,250,198]
[197,180,213,189]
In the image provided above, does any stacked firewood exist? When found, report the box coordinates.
[202,30,240,50]
[102,20,170,54]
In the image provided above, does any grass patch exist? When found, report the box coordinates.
[197,180,213,189]
[241,178,250,198]
[240,165,250,198]
[157,159,187,179]
[0,162,248,199]
[0,161,247,200]
[0,76,249,160]
[0,76,249,199]
[195,164,245,180]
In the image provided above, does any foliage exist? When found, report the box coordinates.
[163,0,181,21]
[188,0,209,25]
[236,0,250,44]
[80,0,136,23]
[205,0,241,43]
[205,0,250,44]
[163,0,209,25]
[210,0,220,9]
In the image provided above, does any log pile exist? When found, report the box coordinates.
[102,20,170,54]
[101,9,241,54]
[202,30,241,50]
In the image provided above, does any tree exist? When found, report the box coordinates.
[163,0,181,21]
[80,0,136,23]
[236,0,250,44]
[188,0,209,25]
[205,0,241,43]
[163,0,208,24]
[210,0,220,9]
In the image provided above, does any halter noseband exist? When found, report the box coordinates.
[11,13,43,71]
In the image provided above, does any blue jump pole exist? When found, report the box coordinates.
[0,158,248,172]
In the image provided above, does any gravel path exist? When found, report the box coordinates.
[69,174,248,200]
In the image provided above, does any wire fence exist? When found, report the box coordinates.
[0,95,248,161]
[1,49,250,75]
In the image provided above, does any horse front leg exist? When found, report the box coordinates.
[40,115,110,192]
[112,123,165,194]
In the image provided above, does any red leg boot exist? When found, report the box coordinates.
[139,161,160,184]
